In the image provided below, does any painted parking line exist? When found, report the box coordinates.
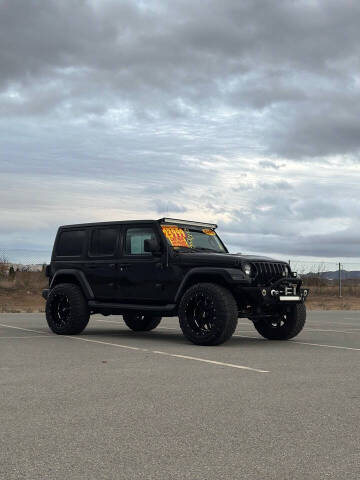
[3,319,359,354]
[158,325,360,337]
[0,323,49,335]
[232,334,360,352]
[66,336,269,373]
[317,321,360,326]
[158,328,360,352]
[291,341,360,352]
[151,350,269,372]
[0,335,51,339]
[304,328,360,334]
[0,322,269,373]
[95,319,360,336]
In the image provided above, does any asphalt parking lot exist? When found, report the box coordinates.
[1,311,359,480]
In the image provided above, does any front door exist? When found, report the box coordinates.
[118,224,169,302]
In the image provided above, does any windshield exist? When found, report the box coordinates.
[161,224,227,253]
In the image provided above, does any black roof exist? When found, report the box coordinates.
[59,218,217,230]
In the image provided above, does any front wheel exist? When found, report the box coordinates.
[123,313,162,332]
[253,303,306,340]
[178,283,238,346]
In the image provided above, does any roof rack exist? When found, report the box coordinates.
[159,218,217,229]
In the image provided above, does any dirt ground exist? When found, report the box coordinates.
[0,291,45,313]
[306,295,360,310]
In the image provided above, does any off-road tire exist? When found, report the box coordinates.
[254,303,306,340]
[178,283,238,346]
[123,313,162,332]
[46,283,90,335]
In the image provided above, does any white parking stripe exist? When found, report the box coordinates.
[304,328,360,334]
[66,336,269,373]
[291,341,360,351]
[0,335,51,339]
[151,350,269,373]
[312,321,360,327]
[4,320,359,356]
[97,321,360,336]
[232,334,360,351]
[0,322,269,373]
[158,325,360,336]
[66,336,148,352]
[0,323,48,335]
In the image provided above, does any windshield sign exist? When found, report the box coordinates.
[161,225,226,253]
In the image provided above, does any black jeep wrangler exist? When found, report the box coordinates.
[43,218,309,346]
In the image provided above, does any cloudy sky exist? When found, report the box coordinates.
[1,0,360,264]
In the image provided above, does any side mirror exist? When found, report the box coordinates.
[144,239,162,256]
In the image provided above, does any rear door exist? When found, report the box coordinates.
[83,226,122,300]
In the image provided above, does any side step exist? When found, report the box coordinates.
[88,301,176,313]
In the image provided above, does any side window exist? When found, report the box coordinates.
[125,227,157,255]
[89,228,118,256]
[57,230,85,256]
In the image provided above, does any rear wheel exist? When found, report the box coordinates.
[253,303,306,340]
[178,283,238,346]
[46,283,90,335]
[123,313,162,332]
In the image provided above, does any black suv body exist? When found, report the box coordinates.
[43,218,309,345]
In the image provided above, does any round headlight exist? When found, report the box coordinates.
[284,265,290,276]
[243,263,251,276]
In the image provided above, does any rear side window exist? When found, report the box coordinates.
[57,230,85,256]
[125,227,156,255]
[89,228,118,256]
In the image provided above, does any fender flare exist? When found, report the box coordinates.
[174,267,249,303]
[50,269,94,300]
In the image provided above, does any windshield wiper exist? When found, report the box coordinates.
[174,246,196,252]
[192,247,218,252]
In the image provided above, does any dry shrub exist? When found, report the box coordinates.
[0,255,9,278]
[0,270,47,292]
[0,279,16,289]
[303,277,360,297]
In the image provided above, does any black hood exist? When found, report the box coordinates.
[176,251,287,267]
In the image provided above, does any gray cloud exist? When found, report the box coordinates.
[258,161,284,170]
[1,0,360,158]
[154,200,187,214]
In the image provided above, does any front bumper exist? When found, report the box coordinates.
[260,286,309,303]
[234,277,309,305]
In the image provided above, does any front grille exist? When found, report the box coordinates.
[252,262,287,285]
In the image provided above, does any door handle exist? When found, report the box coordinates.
[119,264,131,271]
[88,263,98,269]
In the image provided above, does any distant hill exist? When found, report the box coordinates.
[304,270,360,281]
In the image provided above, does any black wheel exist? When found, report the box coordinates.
[123,313,162,332]
[253,303,306,340]
[178,283,238,346]
[46,283,90,335]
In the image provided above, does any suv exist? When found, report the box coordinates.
[43,218,309,346]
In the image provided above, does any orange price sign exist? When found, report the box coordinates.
[202,228,216,236]
[161,226,189,247]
